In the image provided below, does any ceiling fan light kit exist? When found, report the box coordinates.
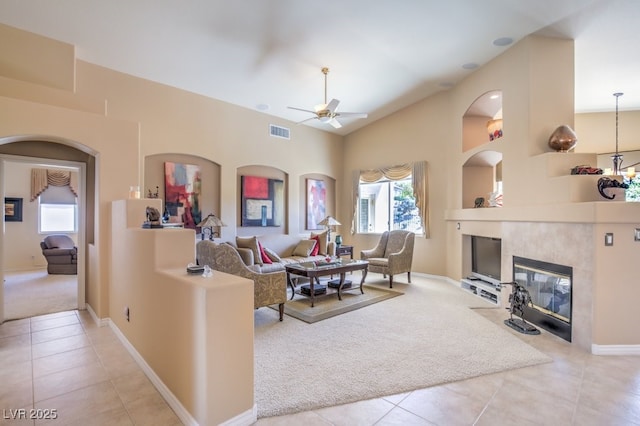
[288,67,368,129]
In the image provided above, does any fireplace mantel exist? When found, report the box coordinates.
[446,201,640,224]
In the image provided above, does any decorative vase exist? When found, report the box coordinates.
[548,125,577,152]
[334,235,342,247]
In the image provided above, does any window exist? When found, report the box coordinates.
[357,176,422,234]
[626,176,640,202]
[352,162,428,237]
[39,185,77,233]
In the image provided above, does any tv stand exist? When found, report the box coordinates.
[461,278,500,305]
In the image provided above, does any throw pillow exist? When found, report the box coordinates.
[310,235,320,256]
[236,236,263,265]
[263,247,282,263]
[292,239,317,257]
[258,241,272,264]
[310,230,328,254]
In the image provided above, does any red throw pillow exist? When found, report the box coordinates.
[310,236,320,256]
[258,242,273,264]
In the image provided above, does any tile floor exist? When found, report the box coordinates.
[2,307,640,425]
[0,310,181,425]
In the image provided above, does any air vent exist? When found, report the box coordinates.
[269,124,290,139]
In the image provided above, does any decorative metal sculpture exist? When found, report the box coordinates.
[502,282,540,335]
[142,206,163,228]
[597,176,628,200]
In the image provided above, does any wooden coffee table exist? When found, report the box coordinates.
[285,259,369,307]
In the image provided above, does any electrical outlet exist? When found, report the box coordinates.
[605,233,614,246]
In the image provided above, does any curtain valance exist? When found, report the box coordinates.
[31,168,78,201]
[351,161,429,237]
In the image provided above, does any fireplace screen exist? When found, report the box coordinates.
[513,257,572,325]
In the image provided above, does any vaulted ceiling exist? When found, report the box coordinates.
[1,0,638,135]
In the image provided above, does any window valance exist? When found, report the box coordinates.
[351,161,429,237]
[31,168,78,201]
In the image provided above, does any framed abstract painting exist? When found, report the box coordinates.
[241,175,284,227]
[164,162,202,228]
[306,179,326,230]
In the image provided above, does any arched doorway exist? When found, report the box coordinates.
[0,138,95,322]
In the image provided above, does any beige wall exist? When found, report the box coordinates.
[575,110,640,155]
[1,23,639,352]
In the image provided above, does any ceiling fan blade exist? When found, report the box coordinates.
[288,106,316,114]
[325,98,340,113]
[295,117,318,125]
[329,118,343,129]
[336,112,368,119]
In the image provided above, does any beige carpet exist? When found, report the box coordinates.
[254,272,552,418]
[3,269,77,320]
[274,283,403,323]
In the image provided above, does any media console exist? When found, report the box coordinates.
[461,277,500,305]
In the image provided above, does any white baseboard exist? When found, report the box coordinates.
[87,311,255,425]
[85,303,109,327]
[107,321,199,426]
[591,344,640,355]
[220,405,257,426]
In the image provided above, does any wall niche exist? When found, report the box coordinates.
[462,90,503,152]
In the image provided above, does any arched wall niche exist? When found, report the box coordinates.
[463,90,503,152]
[237,165,288,237]
[144,153,220,228]
[300,173,336,234]
[462,150,503,209]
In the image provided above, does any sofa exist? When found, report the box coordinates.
[234,232,336,273]
[40,234,78,275]
[196,240,288,321]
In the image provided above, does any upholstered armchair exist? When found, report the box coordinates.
[360,230,415,288]
[196,240,287,321]
[40,234,78,275]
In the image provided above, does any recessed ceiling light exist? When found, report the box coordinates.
[256,103,270,111]
[493,37,513,47]
[462,63,479,70]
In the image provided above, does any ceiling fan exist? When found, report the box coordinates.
[288,67,368,129]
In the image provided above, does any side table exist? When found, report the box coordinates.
[335,245,353,259]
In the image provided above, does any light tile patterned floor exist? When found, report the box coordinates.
[2,308,640,425]
[0,310,181,426]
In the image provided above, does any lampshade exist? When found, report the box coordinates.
[197,214,226,228]
[317,216,341,227]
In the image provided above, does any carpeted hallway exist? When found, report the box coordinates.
[3,269,77,320]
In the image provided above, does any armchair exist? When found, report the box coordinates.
[360,230,415,288]
[196,241,287,321]
[40,234,78,275]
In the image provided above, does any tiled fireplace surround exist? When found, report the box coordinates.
[501,222,593,351]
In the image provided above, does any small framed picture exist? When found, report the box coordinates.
[5,197,23,222]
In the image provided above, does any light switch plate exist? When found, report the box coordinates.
[605,233,614,246]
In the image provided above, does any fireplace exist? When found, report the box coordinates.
[512,256,573,342]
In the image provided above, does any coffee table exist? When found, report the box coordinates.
[285,259,368,307]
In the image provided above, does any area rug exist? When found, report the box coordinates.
[272,284,403,323]
[254,273,552,418]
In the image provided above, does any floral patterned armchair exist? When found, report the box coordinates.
[360,230,415,288]
[196,240,287,321]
